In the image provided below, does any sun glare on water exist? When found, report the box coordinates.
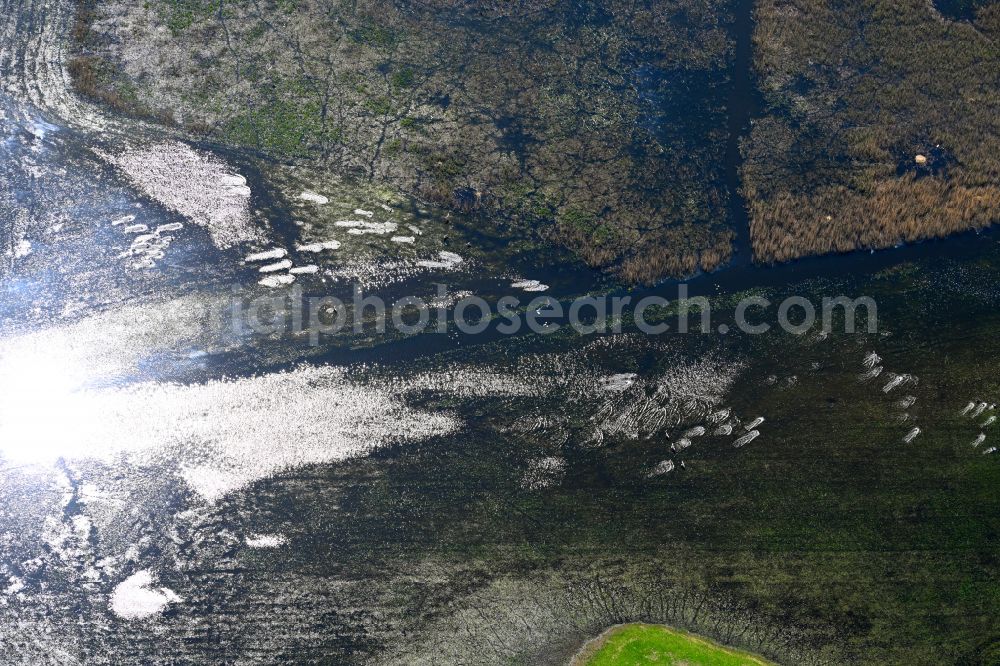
[0,347,103,464]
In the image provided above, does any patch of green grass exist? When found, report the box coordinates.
[223,97,322,157]
[581,624,775,666]
[392,67,415,89]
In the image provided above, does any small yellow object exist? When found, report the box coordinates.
[915,154,928,165]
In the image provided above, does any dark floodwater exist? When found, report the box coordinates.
[933,0,995,20]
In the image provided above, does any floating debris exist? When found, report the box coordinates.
[902,427,921,443]
[647,460,675,478]
[299,191,329,205]
[259,259,293,273]
[734,430,760,448]
[297,240,341,253]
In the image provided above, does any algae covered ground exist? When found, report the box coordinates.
[576,624,774,665]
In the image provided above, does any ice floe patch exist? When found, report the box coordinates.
[100,142,261,248]
[245,533,288,549]
[336,220,398,235]
[647,459,675,478]
[733,430,760,448]
[246,248,287,263]
[109,570,181,620]
[259,259,293,273]
[299,191,329,205]
[297,240,341,253]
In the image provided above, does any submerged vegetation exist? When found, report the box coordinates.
[744,0,1000,264]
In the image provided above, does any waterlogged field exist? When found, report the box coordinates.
[575,624,775,665]
[0,0,998,664]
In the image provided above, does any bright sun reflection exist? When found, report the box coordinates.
[0,346,101,464]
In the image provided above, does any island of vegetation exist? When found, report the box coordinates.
[572,624,776,666]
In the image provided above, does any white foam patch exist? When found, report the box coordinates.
[391,236,415,244]
[12,240,31,259]
[101,142,261,248]
[246,533,287,548]
[354,208,374,217]
[289,265,319,275]
[300,191,329,205]
[109,570,181,620]
[259,274,296,288]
